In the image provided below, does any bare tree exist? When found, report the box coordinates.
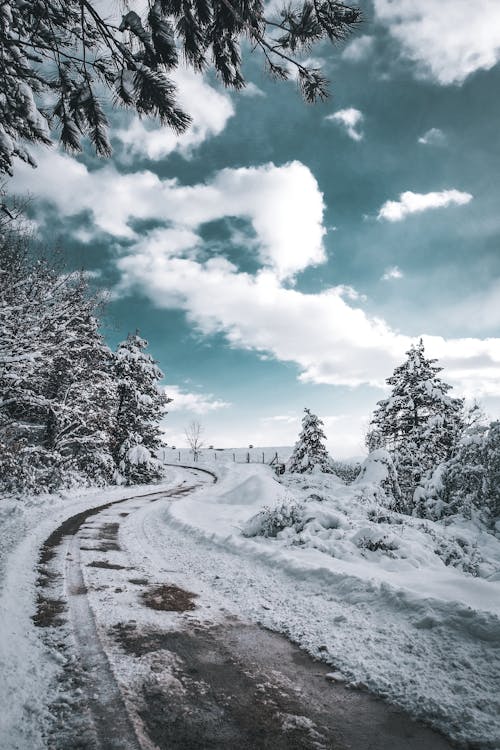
[185,421,204,460]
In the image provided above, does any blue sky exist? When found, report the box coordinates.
[10,0,500,456]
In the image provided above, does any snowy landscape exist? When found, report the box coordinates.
[1,380,500,748]
[2,0,500,748]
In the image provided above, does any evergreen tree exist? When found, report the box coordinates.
[38,277,117,487]
[1,231,116,492]
[0,0,360,176]
[288,408,333,474]
[484,421,500,524]
[112,333,170,485]
[435,422,488,520]
[367,340,464,512]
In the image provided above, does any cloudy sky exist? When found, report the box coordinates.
[10,0,500,456]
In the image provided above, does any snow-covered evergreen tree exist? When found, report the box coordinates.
[0,235,117,491]
[288,408,333,474]
[39,277,116,488]
[427,423,488,520]
[484,421,500,524]
[111,333,170,485]
[367,340,464,513]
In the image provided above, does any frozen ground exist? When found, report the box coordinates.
[1,453,499,749]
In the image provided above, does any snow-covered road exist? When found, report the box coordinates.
[1,465,458,749]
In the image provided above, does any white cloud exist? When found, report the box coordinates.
[12,153,326,280]
[418,128,446,146]
[377,189,473,222]
[374,0,500,85]
[12,151,500,399]
[165,384,231,414]
[116,240,500,397]
[326,108,364,141]
[116,67,234,160]
[381,266,403,281]
[239,82,266,97]
[341,35,375,63]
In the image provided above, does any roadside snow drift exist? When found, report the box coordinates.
[165,462,500,748]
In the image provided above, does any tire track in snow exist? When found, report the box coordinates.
[34,474,212,749]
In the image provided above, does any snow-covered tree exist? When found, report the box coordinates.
[39,278,116,487]
[112,333,170,485]
[288,408,333,474]
[367,340,464,512]
[0,235,116,491]
[0,0,360,176]
[484,421,500,524]
[425,423,488,520]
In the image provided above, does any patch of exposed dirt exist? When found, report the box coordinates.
[37,566,61,589]
[86,560,127,570]
[33,594,66,628]
[98,522,120,539]
[142,584,197,612]
[129,578,149,586]
[111,622,177,657]
[95,541,121,552]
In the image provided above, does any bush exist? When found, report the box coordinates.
[331,459,361,484]
[242,497,304,538]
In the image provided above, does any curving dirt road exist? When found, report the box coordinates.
[34,467,455,750]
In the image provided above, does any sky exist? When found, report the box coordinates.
[9,0,500,457]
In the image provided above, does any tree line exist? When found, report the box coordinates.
[0,221,169,494]
[289,341,500,526]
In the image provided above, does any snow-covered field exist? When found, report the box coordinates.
[1,452,499,748]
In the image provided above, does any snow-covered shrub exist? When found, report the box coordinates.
[331,459,361,484]
[242,497,304,538]
[354,449,401,507]
[434,536,481,576]
[367,508,404,525]
[306,492,328,502]
[115,433,164,486]
[352,527,399,555]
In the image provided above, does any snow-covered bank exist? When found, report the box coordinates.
[165,461,500,748]
[0,473,186,750]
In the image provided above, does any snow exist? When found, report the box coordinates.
[1,452,499,748]
[0,476,186,750]
[163,458,500,748]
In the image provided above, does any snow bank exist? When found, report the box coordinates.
[165,461,500,747]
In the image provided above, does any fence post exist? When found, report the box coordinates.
[178,451,180,462]
[262,452,264,463]
[246,452,250,463]
[214,452,217,460]
[233,453,235,462]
